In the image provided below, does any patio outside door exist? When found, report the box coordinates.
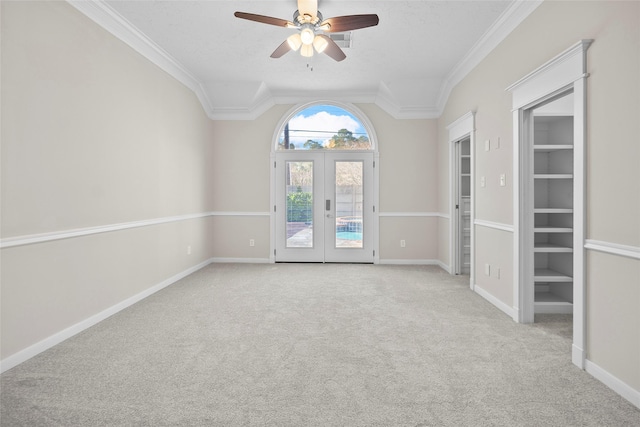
[275,151,374,263]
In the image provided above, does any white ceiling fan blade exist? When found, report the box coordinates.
[297,0,318,20]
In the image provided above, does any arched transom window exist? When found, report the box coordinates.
[277,104,372,150]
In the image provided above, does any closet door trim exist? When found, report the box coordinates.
[508,40,592,370]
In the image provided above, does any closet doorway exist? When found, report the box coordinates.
[453,137,471,275]
[448,112,475,285]
[508,40,591,368]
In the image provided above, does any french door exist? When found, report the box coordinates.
[274,151,374,263]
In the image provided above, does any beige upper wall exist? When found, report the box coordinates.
[439,0,640,246]
[209,105,289,213]
[1,1,214,238]
[356,104,438,214]
[209,103,438,215]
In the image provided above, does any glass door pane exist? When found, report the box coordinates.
[324,152,373,263]
[275,152,324,262]
[335,161,364,249]
[275,151,373,263]
[286,161,313,248]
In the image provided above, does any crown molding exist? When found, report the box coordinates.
[68,0,542,121]
[67,0,215,118]
[435,0,543,115]
[374,89,440,120]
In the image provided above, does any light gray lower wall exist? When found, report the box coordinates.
[0,219,213,360]
[473,226,514,308]
[587,251,640,391]
[379,216,439,262]
[210,216,271,261]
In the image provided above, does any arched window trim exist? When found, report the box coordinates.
[272,101,378,152]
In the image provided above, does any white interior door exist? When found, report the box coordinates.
[275,151,374,263]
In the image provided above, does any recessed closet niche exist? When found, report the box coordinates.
[457,137,471,275]
[531,94,575,315]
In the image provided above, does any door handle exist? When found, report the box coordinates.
[326,199,331,211]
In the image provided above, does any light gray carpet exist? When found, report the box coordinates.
[1,264,639,426]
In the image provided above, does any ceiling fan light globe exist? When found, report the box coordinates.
[300,44,314,58]
[312,35,328,53]
[287,33,303,51]
[300,27,315,45]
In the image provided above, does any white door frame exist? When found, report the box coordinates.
[324,152,375,263]
[507,40,592,369]
[448,112,475,288]
[269,102,380,264]
[272,151,375,263]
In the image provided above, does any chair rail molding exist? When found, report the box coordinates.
[0,212,270,249]
[585,239,640,260]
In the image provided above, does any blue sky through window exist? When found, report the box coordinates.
[279,104,370,150]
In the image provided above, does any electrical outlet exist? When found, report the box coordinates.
[485,139,490,151]
[249,239,255,247]
[400,240,406,248]
[500,174,506,187]
[187,245,192,255]
[481,176,486,188]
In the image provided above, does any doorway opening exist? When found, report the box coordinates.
[270,102,379,263]
[453,136,471,276]
[508,40,591,368]
[448,112,475,287]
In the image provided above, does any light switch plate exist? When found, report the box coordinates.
[485,140,490,151]
[481,176,486,187]
[500,174,506,187]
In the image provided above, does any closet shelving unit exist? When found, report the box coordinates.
[459,138,471,275]
[532,116,574,313]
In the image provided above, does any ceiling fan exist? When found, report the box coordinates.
[234,0,379,62]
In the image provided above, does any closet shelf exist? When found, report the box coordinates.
[535,226,573,233]
[534,174,573,179]
[534,268,573,282]
[533,145,573,151]
[534,208,573,214]
[534,292,573,313]
[534,243,573,253]
[535,292,573,304]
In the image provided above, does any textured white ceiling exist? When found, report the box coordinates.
[99,0,528,119]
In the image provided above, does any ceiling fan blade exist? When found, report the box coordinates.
[317,35,346,62]
[234,12,294,28]
[297,0,318,19]
[270,40,292,59]
[321,14,379,33]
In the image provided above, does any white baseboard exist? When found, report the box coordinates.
[585,359,640,409]
[0,258,214,374]
[379,259,449,271]
[572,344,585,369]
[473,283,516,318]
[211,257,271,264]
